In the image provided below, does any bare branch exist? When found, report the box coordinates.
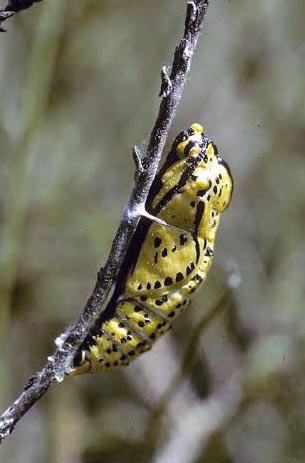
[0,0,210,443]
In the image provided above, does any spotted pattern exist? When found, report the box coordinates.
[70,123,233,375]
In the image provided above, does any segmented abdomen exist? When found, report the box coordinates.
[72,226,212,374]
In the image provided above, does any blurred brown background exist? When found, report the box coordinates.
[0,1,305,462]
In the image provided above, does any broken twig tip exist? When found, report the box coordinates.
[186,2,197,26]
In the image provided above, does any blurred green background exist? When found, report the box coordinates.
[0,0,305,462]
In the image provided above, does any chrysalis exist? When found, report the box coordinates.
[70,123,233,375]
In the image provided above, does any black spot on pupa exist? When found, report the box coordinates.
[168,311,175,318]
[121,338,127,344]
[186,265,192,276]
[134,306,141,312]
[154,252,158,264]
[146,282,151,290]
[105,362,111,368]
[207,195,211,201]
[150,333,157,340]
[155,299,163,306]
[118,322,125,328]
[154,237,162,248]
[197,190,206,197]
[128,350,135,356]
[140,295,147,301]
[114,361,118,367]
[138,321,145,328]
[216,177,220,184]
[137,284,142,290]
[164,277,173,286]
[106,348,112,354]
[176,272,184,282]
[162,295,168,302]
[172,246,177,252]
[190,201,196,207]
[191,174,198,181]
[162,248,168,258]
[154,281,161,289]
[213,186,217,194]
[180,234,187,245]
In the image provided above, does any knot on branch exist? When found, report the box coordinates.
[159,66,172,98]
[23,375,37,391]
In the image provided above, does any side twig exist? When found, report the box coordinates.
[0,0,210,443]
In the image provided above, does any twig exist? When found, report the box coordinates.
[0,0,210,443]
[0,0,43,31]
[159,66,172,98]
